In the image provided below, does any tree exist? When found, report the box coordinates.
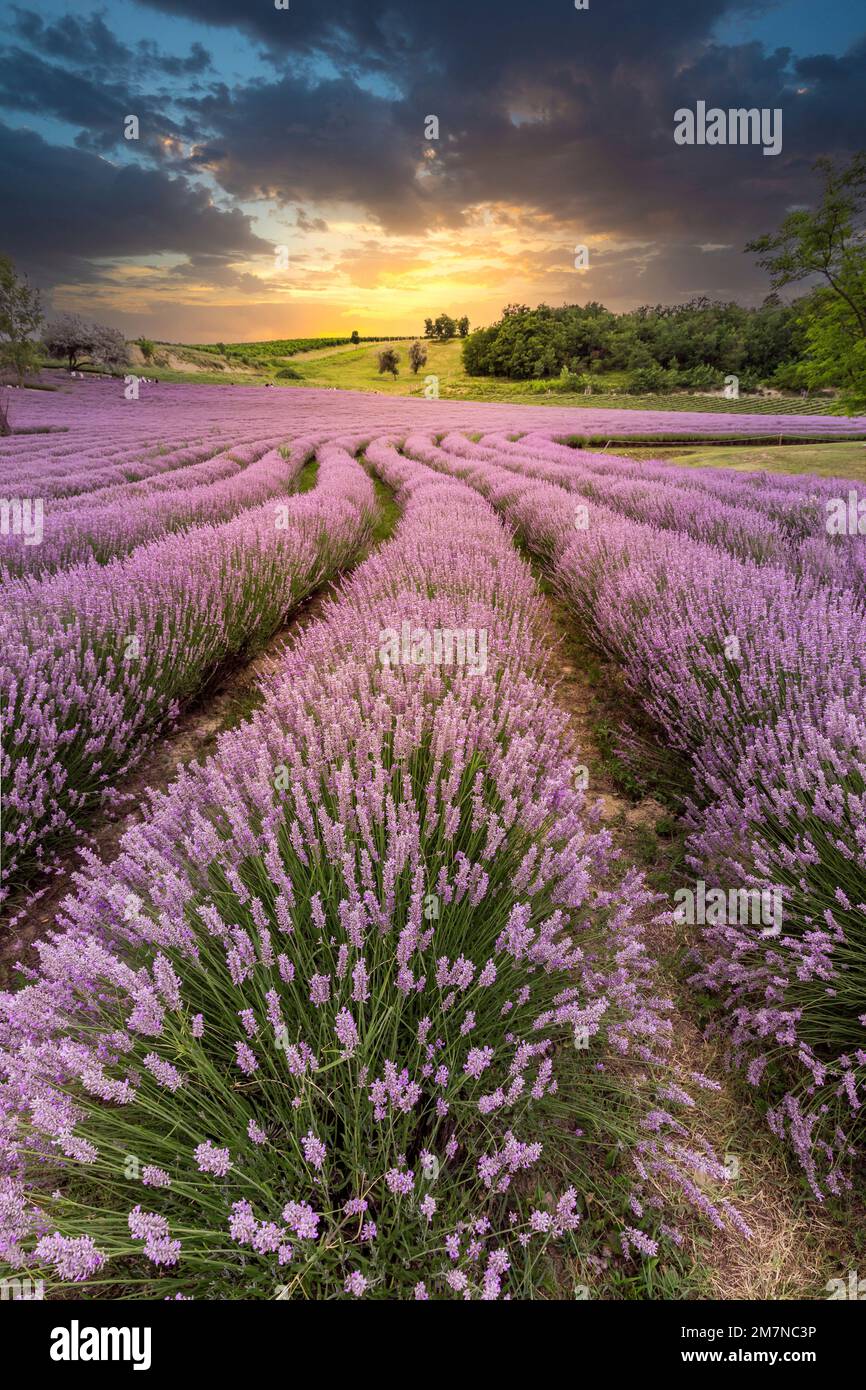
[799,292,866,413]
[0,255,43,385]
[377,348,400,378]
[747,154,866,336]
[423,318,434,338]
[44,314,130,372]
[627,362,669,395]
[432,313,457,341]
[91,323,131,371]
[137,337,156,363]
[408,341,427,374]
[747,153,866,411]
[44,314,95,370]
[461,326,496,376]
[457,315,470,337]
[350,329,360,344]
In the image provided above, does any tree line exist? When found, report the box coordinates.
[423,314,470,341]
[463,154,866,411]
[462,296,803,393]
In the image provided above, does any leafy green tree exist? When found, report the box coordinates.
[137,337,156,363]
[432,313,457,341]
[0,254,43,384]
[350,329,360,344]
[799,292,866,412]
[461,297,802,386]
[461,326,496,375]
[457,315,470,337]
[747,153,866,412]
[627,362,669,395]
[747,154,866,336]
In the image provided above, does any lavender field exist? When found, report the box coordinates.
[0,379,864,1303]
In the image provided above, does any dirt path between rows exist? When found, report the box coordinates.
[541,590,850,1301]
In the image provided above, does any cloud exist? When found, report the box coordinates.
[296,208,329,233]
[180,75,433,233]
[0,121,270,287]
[2,0,865,323]
[9,8,211,78]
[0,46,193,156]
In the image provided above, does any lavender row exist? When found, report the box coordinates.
[0,436,320,576]
[0,431,236,500]
[0,445,375,901]
[448,432,866,596]
[8,379,865,458]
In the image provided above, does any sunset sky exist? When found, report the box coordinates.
[1,0,865,341]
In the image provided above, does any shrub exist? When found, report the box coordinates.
[626,364,669,395]
[377,348,400,378]
[679,363,724,390]
[408,342,428,374]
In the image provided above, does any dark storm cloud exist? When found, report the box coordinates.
[167,253,267,292]
[139,0,740,80]
[0,10,213,159]
[795,35,866,83]
[0,121,269,284]
[9,8,212,78]
[140,0,866,249]
[168,31,858,253]
[0,46,191,155]
[180,75,428,231]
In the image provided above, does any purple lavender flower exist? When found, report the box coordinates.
[194,1141,232,1177]
[301,1131,327,1171]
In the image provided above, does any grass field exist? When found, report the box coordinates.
[118,338,846,416]
[600,441,866,480]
